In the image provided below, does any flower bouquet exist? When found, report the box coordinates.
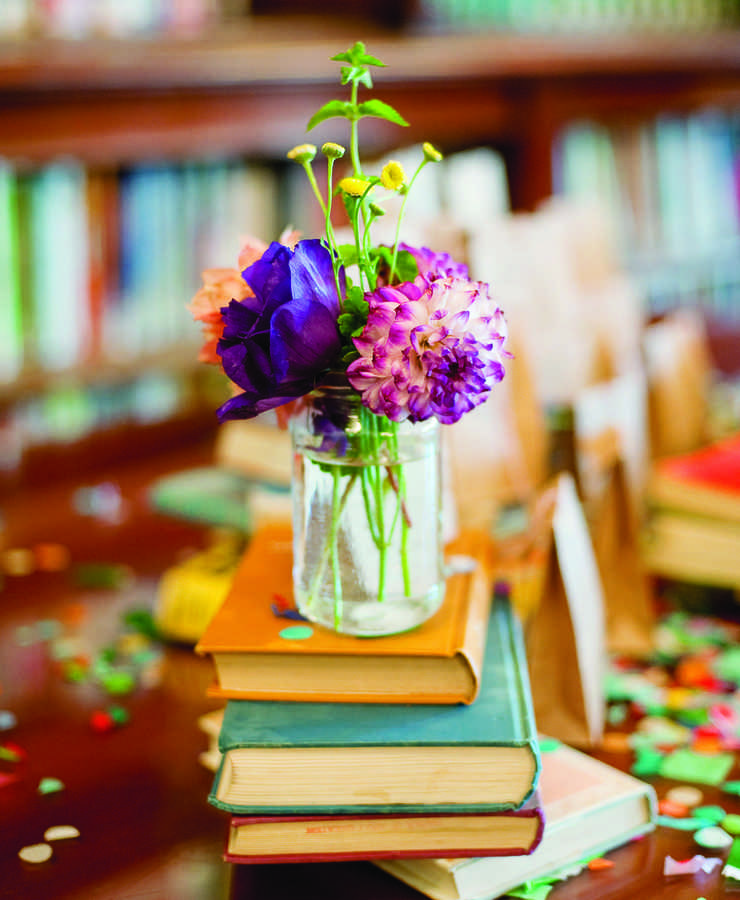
[189,42,510,636]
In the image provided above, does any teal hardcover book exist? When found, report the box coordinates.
[209,598,540,815]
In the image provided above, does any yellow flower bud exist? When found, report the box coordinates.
[322,142,346,160]
[287,143,317,163]
[380,160,406,191]
[338,177,372,197]
[422,142,443,163]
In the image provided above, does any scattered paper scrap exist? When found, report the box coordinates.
[18,843,53,864]
[587,858,614,871]
[33,542,70,572]
[538,738,561,754]
[659,748,735,786]
[0,742,25,762]
[279,625,314,641]
[692,805,726,823]
[723,782,740,796]
[694,826,732,850]
[38,777,64,795]
[657,816,716,831]
[659,799,689,818]
[0,710,17,731]
[664,854,722,876]
[722,815,740,836]
[0,773,20,789]
[666,785,704,808]
[43,825,79,842]
[2,548,35,576]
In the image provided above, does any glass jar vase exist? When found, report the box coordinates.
[290,384,444,636]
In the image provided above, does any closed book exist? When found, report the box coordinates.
[376,741,656,900]
[646,433,740,524]
[208,597,539,816]
[224,793,544,864]
[196,524,494,705]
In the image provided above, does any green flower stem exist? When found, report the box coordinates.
[360,467,383,548]
[301,161,327,217]
[350,81,362,176]
[323,158,344,307]
[397,464,411,597]
[306,468,358,617]
[331,468,343,629]
[389,159,428,282]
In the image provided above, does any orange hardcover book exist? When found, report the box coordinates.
[196,524,494,705]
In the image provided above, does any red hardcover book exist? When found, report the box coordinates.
[647,432,740,522]
[223,795,544,864]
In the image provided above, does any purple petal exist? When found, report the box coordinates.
[289,239,343,315]
[271,299,340,382]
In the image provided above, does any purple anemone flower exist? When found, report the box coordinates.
[347,276,509,425]
[216,239,344,421]
[399,243,469,282]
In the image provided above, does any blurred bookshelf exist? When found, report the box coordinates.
[0,7,739,487]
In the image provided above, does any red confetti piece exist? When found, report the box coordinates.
[89,711,115,733]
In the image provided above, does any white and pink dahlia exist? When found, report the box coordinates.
[347,277,509,425]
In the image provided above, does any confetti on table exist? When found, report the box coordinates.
[279,625,314,641]
[666,786,704,808]
[89,710,115,733]
[694,826,733,850]
[538,738,561,754]
[659,748,735,786]
[107,705,129,726]
[0,710,17,731]
[33,542,70,571]
[600,732,632,754]
[0,773,20,789]
[692,805,726,824]
[664,854,722,876]
[723,782,740,796]
[43,825,79,842]
[0,742,25,762]
[100,670,135,695]
[2,548,35,576]
[659,799,689,818]
[18,843,53,864]
[657,816,716,831]
[587,858,614,871]
[722,815,740,836]
[38,777,64,795]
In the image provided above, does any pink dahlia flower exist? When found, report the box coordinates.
[347,277,509,425]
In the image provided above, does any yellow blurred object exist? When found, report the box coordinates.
[154,534,244,644]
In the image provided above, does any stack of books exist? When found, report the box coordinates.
[642,432,740,589]
[195,523,545,864]
[196,523,656,893]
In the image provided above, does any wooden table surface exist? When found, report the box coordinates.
[0,438,737,899]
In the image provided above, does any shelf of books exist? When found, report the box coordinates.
[1,21,740,484]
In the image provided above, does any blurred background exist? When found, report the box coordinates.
[0,0,739,498]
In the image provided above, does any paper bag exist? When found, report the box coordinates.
[590,451,655,657]
[523,474,606,748]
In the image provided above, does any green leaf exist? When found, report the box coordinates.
[336,245,358,268]
[331,42,387,68]
[356,99,409,127]
[306,99,353,132]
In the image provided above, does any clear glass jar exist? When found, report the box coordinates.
[290,385,444,636]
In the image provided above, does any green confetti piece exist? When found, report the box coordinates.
[723,781,740,796]
[675,708,710,727]
[631,747,665,777]
[279,625,314,641]
[63,661,87,683]
[724,815,740,836]
[506,885,553,900]
[122,608,160,639]
[72,563,129,589]
[693,805,727,824]
[714,646,740,684]
[107,705,129,725]
[729,837,740,869]
[657,815,716,831]
[37,777,64,795]
[538,738,561,753]
[0,746,20,762]
[607,703,628,726]
[659,748,735,786]
[100,671,135,695]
